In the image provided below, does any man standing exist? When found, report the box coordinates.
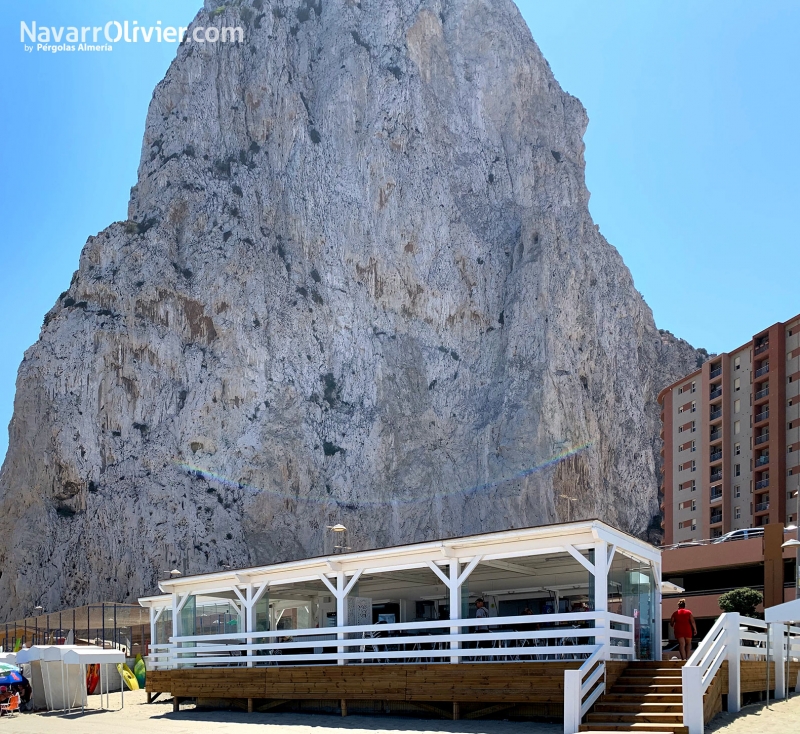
[669,599,697,660]
[475,598,490,650]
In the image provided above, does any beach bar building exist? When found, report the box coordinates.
[140,520,663,721]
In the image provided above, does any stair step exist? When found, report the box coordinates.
[587,712,684,724]
[602,694,682,704]
[612,686,682,694]
[580,725,688,734]
[627,661,685,668]
[594,703,682,714]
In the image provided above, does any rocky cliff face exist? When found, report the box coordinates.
[0,0,701,617]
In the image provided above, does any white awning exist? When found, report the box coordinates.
[661,581,685,594]
[62,648,125,665]
[16,645,103,664]
[764,597,800,624]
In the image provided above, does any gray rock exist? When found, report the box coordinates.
[0,0,702,617]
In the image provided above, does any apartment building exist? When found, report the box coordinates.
[659,313,800,544]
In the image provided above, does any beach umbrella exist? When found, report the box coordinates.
[0,663,23,686]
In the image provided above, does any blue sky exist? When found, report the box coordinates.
[1,1,798,463]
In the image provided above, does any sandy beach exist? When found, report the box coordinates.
[1,690,798,734]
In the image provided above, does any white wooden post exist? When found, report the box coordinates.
[149,607,156,658]
[171,593,179,638]
[563,669,581,734]
[449,559,460,664]
[593,541,609,659]
[725,613,741,713]
[336,571,346,666]
[682,664,704,734]
[772,623,786,700]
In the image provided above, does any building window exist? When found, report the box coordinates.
[734,356,741,371]
[691,401,696,413]
[691,381,696,393]
[734,484,741,498]
[735,507,741,520]
[734,377,741,392]
[734,463,741,477]
[734,420,741,435]
[734,442,741,456]
[734,399,741,413]
[691,421,696,433]
[691,440,696,452]
[691,500,697,511]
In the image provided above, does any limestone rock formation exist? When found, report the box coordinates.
[0,0,702,617]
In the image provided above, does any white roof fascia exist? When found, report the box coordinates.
[153,521,652,594]
[63,648,125,665]
[592,524,660,565]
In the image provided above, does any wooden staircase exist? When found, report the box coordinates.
[579,660,687,734]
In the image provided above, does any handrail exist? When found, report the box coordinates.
[683,612,740,734]
[149,611,635,671]
[563,646,605,734]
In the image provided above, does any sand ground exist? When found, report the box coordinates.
[1,690,798,733]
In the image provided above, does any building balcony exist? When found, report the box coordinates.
[709,386,723,400]
[755,342,769,356]
[755,501,770,513]
[710,471,723,483]
[710,487,723,502]
[755,455,770,467]
[755,410,770,423]
[710,512,723,525]
[755,478,770,490]
[710,428,722,442]
[710,366,722,379]
[709,408,723,421]
[710,450,723,463]
[755,433,769,445]
[755,386,769,400]
[755,363,769,377]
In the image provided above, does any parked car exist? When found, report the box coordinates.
[712,528,764,544]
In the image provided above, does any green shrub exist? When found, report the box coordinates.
[718,587,763,618]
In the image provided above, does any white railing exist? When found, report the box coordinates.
[563,646,606,734]
[148,611,634,670]
[682,612,740,734]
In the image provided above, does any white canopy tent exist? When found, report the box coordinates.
[15,645,124,712]
[62,648,125,712]
[765,598,800,624]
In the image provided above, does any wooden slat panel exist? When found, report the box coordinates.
[266,665,407,700]
[407,663,580,703]
[148,662,589,704]
[171,668,267,698]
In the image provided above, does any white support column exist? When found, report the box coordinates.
[449,559,461,664]
[772,623,786,700]
[245,584,254,668]
[563,669,581,734]
[171,594,179,639]
[682,665,704,734]
[149,608,156,657]
[336,571,346,666]
[725,613,741,713]
[593,541,609,658]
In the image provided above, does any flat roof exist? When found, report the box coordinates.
[141,519,659,604]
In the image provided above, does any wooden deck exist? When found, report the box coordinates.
[148,662,628,719]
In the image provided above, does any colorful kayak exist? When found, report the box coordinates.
[117,663,139,691]
[86,663,100,694]
[133,654,146,688]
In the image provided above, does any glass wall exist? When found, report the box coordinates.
[608,553,656,660]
